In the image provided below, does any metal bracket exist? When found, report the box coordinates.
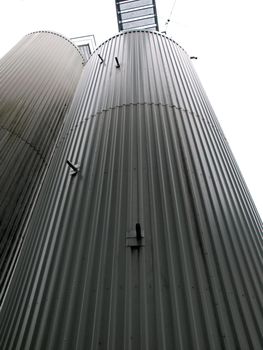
[126,223,145,247]
[66,160,80,176]
[98,54,104,64]
[115,57,120,68]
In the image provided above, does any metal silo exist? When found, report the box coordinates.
[0,31,85,304]
[0,31,262,349]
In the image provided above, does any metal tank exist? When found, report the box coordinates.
[0,31,85,304]
[0,31,262,350]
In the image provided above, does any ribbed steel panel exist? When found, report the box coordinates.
[78,44,91,61]
[0,31,262,349]
[71,35,96,62]
[0,31,84,305]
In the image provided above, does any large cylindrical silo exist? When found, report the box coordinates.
[0,31,85,304]
[0,31,262,349]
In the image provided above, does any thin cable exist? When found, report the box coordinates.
[164,0,177,33]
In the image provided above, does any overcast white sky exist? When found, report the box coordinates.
[0,0,262,221]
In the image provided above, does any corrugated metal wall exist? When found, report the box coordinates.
[78,44,91,61]
[0,31,262,349]
[0,31,85,305]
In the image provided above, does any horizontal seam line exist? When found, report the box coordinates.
[62,102,224,138]
[0,126,47,163]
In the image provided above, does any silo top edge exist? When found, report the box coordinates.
[26,30,86,64]
[94,30,188,56]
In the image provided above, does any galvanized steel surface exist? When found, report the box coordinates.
[0,31,84,305]
[78,44,91,62]
[71,35,96,62]
[0,31,262,349]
